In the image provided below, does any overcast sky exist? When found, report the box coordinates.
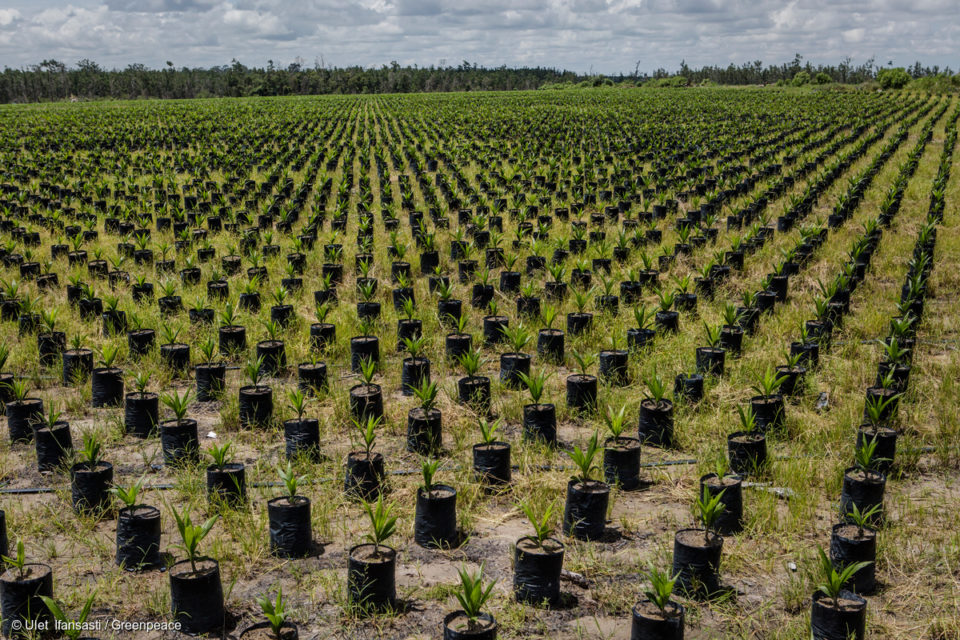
[0,0,957,74]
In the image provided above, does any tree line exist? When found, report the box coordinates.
[624,55,954,86]
[0,59,581,104]
[0,55,954,103]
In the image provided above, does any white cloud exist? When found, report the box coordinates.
[843,27,865,43]
[0,9,21,27]
[105,0,219,13]
[0,0,956,73]
[221,3,291,38]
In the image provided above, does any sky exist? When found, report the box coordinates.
[0,0,957,75]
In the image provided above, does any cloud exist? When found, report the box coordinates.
[843,27,866,43]
[0,9,21,27]
[221,3,295,39]
[0,0,956,73]
[394,0,443,16]
[105,0,219,13]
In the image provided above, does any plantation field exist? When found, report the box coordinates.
[0,88,958,640]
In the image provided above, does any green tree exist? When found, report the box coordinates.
[877,67,911,89]
[791,70,811,86]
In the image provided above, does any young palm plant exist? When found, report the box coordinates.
[70,430,113,514]
[600,403,642,489]
[813,545,870,618]
[456,348,490,412]
[205,441,245,507]
[170,506,219,575]
[563,431,609,540]
[254,586,293,640]
[40,591,97,640]
[633,564,684,630]
[414,457,458,548]
[696,322,725,376]
[167,504,224,633]
[407,377,442,454]
[344,410,385,500]
[671,485,726,599]
[749,366,786,432]
[348,494,399,612]
[446,564,497,635]
[514,498,564,605]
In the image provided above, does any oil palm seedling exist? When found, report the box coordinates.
[283,388,320,461]
[775,349,807,397]
[268,463,312,559]
[727,405,767,475]
[443,564,498,638]
[473,417,510,486]
[654,288,678,332]
[91,342,123,407]
[0,539,54,634]
[350,316,381,374]
[536,304,564,363]
[159,323,190,375]
[456,349,490,414]
[70,430,113,514]
[39,591,96,640]
[168,506,223,634]
[749,366,786,432]
[638,372,674,447]
[408,378,441,454]
[566,350,598,413]
[602,404,642,490]
[111,475,161,569]
[810,546,870,640]
[563,431,609,540]
[239,355,274,428]
[514,499,563,606]
[349,355,383,423]
[446,312,473,361]
[695,323,725,377]
[348,495,399,613]
[414,458,458,549]
[857,393,899,473]
[205,441,246,507]
[4,378,43,444]
[631,565,684,640]
[33,403,72,472]
[345,414,385,500]
[672,486,725,598]
[400,334,430,395]
[829,503,882,596]
[159,388,198,465]
[124,370,158,438]
[499,322,532,388]
[567,286,594,335]
[840,436,887,525]
[195,337,226,401]
[251,586,297,639]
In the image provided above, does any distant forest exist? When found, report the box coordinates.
[0,55,953,103]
